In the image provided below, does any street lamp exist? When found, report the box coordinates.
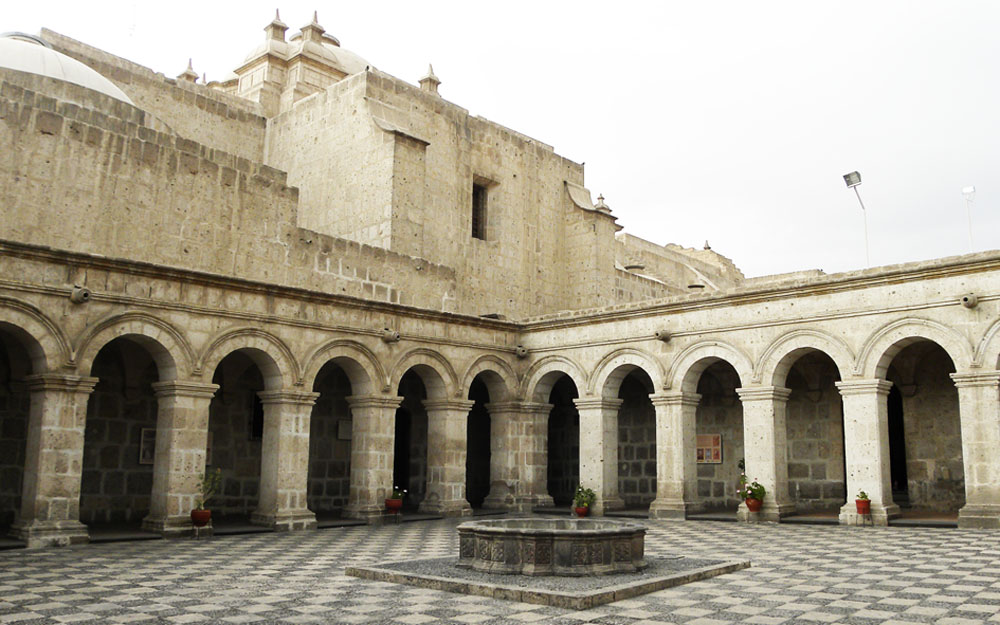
[962,186,976,250]
[843,171,870,267]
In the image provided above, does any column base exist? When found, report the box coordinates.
[419,499,472,517]
[345,503,390,523]
[593,496,626,516]
[737,501,795,523]
[251,509,317,531]
[958,504,1000,529]
[142,514,194,537]
[11,519,89,548]
[511,494,554,512]
[838,501,900,526]
[648,498,697,519]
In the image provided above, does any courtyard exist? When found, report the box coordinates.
[2,517,999,625]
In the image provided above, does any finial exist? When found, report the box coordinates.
[419,63,441,94]
[313,10,319,23]
[177,59,199,83]
[187,58,193,71]
[595,194,610,212]
[704,240,712,250]
[275,8,280,20]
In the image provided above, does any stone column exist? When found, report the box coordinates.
[420,399,475,516]
[141,381,218,536]
[252,389,319,531]
[951,371,1000,529]
[574,397,625,515]
[648,391,700,519]
[12,374,97,548]
[736,386,795,522]
[835,379,899,525]
[344,394,402,521]
[482,401,555,511]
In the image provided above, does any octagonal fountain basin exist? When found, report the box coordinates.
[456,518,646,576]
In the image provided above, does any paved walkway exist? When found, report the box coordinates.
[2,517,999,624]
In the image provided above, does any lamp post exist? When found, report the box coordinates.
[843,171,869,267]
[962,186,976,251]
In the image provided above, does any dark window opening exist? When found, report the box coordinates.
[472,183,487,240]
[250,393,264,440]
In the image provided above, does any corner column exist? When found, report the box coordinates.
[736,386,795,521]
[483,401,554,511]
[252,389,319,531]
[951,371,1000,529]
[574,397,625,515]
[420,399,474,516]
[12,374,97,547]
[143,381,218,536]
[344,394,402,521]
[648,391,701,519]
[835,379,899,525]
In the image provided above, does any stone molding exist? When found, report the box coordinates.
[835,379,893,396]
[950,371,1000,388]
[648,391,701,408]
[24,374,99,394]
[256,389,320,405]
[484,401,552,415]
[735,386,791,403]
[572,397,623,411]
[422,399,475,412]
[346,394,403,410]
[150,380,219,398]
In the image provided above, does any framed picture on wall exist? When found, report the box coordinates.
[139,428,156,465]
[337,420,352,441]
[696,434,722,464]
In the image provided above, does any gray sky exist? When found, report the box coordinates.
[8,1,999,278]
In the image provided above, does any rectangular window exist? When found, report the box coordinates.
[472,183,487,240]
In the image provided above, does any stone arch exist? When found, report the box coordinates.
[521,355,587,403]
[756,329,854,387]
[974,318,1000,370]
[199,328,298,390]
[667,340,753,394]
[389,348,457,399]
[302,339,383,396]
[0,296,71,371]
[74,311,194,381]
[858,318,974,379]
[460,354,516,402]
[589,348,664,397]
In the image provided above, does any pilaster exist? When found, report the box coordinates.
[419,399,475,516]
[835,379,899,526]
[573,397,625,515]
[951,371,1000,529]
[142,381,218,537]
[251,389,319,531]
[482,401,554,511]
[648,392,701,519]
[12,374,97,548]
[736,386,795,522]
[344,395,403,521]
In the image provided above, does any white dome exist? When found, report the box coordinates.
[0,34,133,104]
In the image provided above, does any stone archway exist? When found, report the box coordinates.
[693,360,744,513]
[546,374,580,506]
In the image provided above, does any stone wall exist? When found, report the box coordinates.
[695,363,744,510]
[784,354,845,511]
[307,364,352,513]
[891,344,964,510]
[209,353,263,517]
[80,340,158,523]
[617,375,656,507]
[0,335,29,530]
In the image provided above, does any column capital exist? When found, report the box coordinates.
[649,391,702,407]
[485,401,552,415]
[422,399,476,412]
[835,378,893,397]
[950,370,1000,388]
[24,373,99,394]
[151,380,219,399]
[573,397,623,411]
[346,394,403,410]
[256,389,320,406]
[736,386,791,402]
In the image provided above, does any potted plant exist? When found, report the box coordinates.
[192,467,222,527]
[855,490,871,515]
[385,486,406,514]
[737,474,766,512]
[573,486,596,517]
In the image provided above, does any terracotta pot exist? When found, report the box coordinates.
[385,498,403,514]
[191,508,212,527]
[574,506,589,517]
[745,497,763,512]
[856,499,871,515]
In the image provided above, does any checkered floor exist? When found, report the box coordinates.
[2,517,999,624]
